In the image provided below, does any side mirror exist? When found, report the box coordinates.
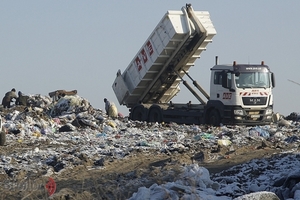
[271,73,275,88]
[235,72,240,77]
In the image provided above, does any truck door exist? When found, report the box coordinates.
[211,71,233,103]
[218,71,235,105]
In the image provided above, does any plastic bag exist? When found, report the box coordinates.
[249,126,270,138]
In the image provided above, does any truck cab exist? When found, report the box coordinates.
[207,61,275,125]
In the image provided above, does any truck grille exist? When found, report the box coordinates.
[242,97,267,106]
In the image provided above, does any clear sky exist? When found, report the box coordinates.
[1,1,299,116]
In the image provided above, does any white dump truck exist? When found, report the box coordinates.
[112,4,275,126]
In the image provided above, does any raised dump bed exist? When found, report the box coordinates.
[113,5,216,108]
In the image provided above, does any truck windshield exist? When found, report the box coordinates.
[235,72,270,88]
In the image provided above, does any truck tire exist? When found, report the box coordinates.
[209,109,221,126]
[131,106,144,121]
[0,131,6,146]
[148,108,162,123]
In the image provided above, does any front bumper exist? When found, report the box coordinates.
[222,107,273,126]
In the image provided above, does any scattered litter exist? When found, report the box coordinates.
[0,93,299,199]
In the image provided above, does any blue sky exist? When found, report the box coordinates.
[1,1,299,116]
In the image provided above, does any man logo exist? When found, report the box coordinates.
[250,98,261,104]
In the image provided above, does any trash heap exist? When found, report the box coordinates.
[1,93,300,199]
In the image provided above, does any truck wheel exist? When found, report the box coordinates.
[131,106,144,121]
[209,110,221,126]
[148,108,162,123]
[0,131,6,146]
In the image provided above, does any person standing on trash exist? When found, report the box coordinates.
[104,98,118,119]
[16,91,29,106]
[2,88,18,108]
[104,98,110,115]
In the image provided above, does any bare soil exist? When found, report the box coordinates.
[0,139,293,200]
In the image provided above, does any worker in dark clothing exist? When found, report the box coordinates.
[2,88,18,108]
[104,98,110,115]
[16,91,29,106]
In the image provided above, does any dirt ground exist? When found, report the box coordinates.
[0,138,293,200]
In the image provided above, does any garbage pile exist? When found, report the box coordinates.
[1,93,300,199]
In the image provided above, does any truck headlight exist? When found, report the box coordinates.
[265,108,273,115]
[234,109,244,116]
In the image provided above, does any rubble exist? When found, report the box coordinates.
[0,93,300,199]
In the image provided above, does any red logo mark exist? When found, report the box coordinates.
[146,41,153,55]
[45,177,56,196]
[223,93,232,99]
[141,49,148,63]
[135,57,142,71]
